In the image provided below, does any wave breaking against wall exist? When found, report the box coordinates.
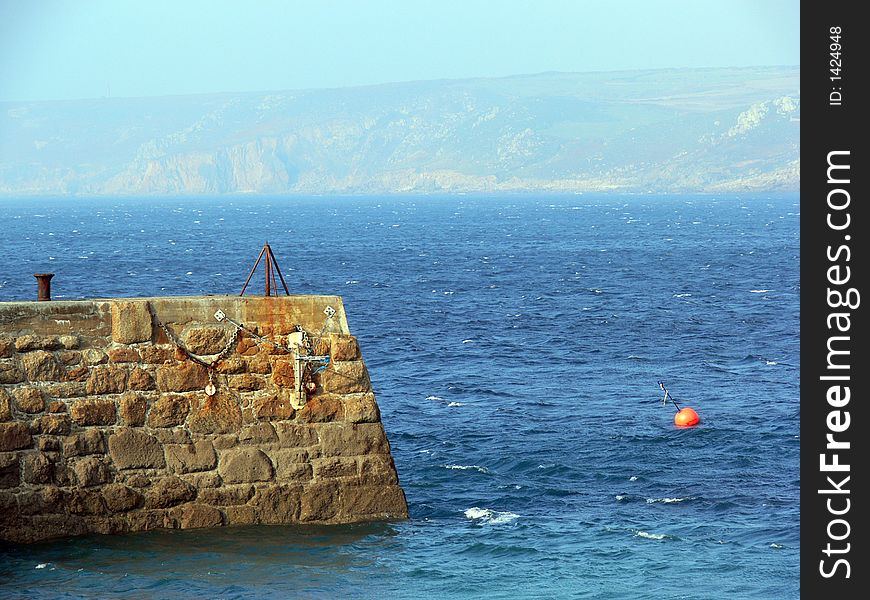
[0,295,407,543]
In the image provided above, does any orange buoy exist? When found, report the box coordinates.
[674,407,700,427]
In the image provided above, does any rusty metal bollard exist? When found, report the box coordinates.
[34,273,54,301]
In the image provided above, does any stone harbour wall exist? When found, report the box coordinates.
[0,295,407,543]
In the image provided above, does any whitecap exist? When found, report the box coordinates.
[646,497,692,504]
[443,464,489,473]
[749,289,770,293]
[635,531,668,540]
[425,395,444,401]
[35,563,48,569]
[447,402,464,407]
[766,361,778,366]
[615,495,627,501]
[629,476,638,481]
[464,507,519,525]
[461,339,475,344]
[673,293,692,298]
[770,543,784,549]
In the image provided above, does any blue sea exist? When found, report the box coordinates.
[0,194,800,599]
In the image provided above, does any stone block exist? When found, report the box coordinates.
[119,392,147,426]
[85,365,128,395]
[312,457,359,479]
[0,390,11,421]
[0,359,24,384]
[109,428,166,469]
[299,481,340,522]
[82,349,108,365]
[182,326,233,355]
[15,335,63,352]
[270,358,295,387]
[239,421,277,444]
[84,515,131,536]
[172,503,224,529]
[319,360,371,394]
[228,373,264,391]
[57,351,82,366]
[252,391,295,420]
[102,484,142,512]
[187,391,242,434]
[21,351,64,381]
[272,449,313,482]
[211,434,239,450]
[124,474,151,488]
[18,486,66,515]
[72,457,113,487]
[47,400,67,413]
[197,485,254,506]
[246,354,272,374]
[0,489,16,514]
[156,362,208,392]
[64,430,106,457]
[139,346,174,364]
[46,382,87,398]
[339,485,408,519]
[146,393,190,428]
[0,337,13,358]
[218,448,274,483]
[39,437,62,452]
[111,301,153,344]
[223,505,258,525]
[127,368,156,391]
[69,489,108,515]
[342,392,381,424]
[127,509,168,531]
[153,429,191,444]
[236,337,259,356]
[70,398,116,426]
[294,394,343,423]
[0,453,19,488]
[328,334,360,361]
[318,423,390,458]
[144,476,196,509]
[274,423,319,448]
[250,485,301,524]
[107,347,140,363]
[0,422,32,451]
[216,357,246,374]
[182,472,221,490]
[13,387,46,414]
[165,440,217,474]
[33,414,71,435]
[59,335,80,350]
[65,366,90,382]
[359,455,399,486]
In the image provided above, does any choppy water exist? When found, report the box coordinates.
[0,194,800,599]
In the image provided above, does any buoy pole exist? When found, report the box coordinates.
[658,381,700,427]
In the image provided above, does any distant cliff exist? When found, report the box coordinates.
[0,67,799,196]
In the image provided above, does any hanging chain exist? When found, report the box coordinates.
[148,304,240,375]
[146,304,341,399]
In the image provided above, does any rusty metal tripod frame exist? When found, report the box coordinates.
[240,242,290,296]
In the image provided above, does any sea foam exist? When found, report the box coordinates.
[464,507,519,525]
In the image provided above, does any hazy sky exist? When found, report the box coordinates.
[1,0,799,102]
